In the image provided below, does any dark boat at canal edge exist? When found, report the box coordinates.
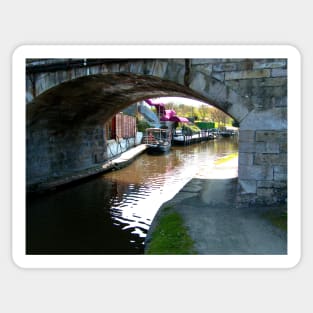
[143,127,172,154]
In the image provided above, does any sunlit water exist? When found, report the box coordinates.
[26,137,238,254]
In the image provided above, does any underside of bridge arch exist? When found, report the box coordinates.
[27,72,245,188]
[27,72,244,130]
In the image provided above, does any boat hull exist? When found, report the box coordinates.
[147,143,171,154]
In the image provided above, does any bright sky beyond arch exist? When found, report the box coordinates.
[153,97,212,108]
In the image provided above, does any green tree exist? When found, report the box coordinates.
[197,104,210,120]
[209,107,232,127]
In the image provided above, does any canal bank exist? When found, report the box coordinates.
[28,144,148,193]
[145,156,287,255]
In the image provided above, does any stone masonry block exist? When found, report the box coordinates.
[239,165,273,180]
[254,153,287,165]
[237,78,287,91]
[239,179,257,194]
[239,142,255,153]
[240,108,287,130]
[190,72,207,91]
[191,59,224,65]
[276,96,288,107]
[250,86,287,98]
[274,166,287,181]
[279,142,287,153]
[239,142,265,153]
[164,62,184,81]
[257,187,274,198]
[204,78,226,100]
[236,193,257,206]
[240,142,280,153]
[224,80,239,91]
[213,63,238,72]
[211,72,225,81]
[253,60,287,69]
[257,180,287,189]
[177,68,185,85]
[262,77,287,87]
[225,69,271,80]
[274,172,287,181]
[151,61,168,78]
[193,64,213,75]
[274,165,287,174]
[256,130,287,142]
[239,153,254,165]
[224,59,247,63]
[264,142,280,153]
[239,130,255,142]
[271,68,287,77]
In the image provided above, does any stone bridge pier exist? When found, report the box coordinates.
[26,58,287,206]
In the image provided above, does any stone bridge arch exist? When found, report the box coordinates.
[26,59,287,206]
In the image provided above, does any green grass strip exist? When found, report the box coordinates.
[146,210,196,255]
[262,210,287,231]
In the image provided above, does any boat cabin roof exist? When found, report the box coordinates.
[146,128,170,132]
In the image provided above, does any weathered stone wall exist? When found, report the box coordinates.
[187,59,288,205]
[27,124,107,188]
[26,59,287,206]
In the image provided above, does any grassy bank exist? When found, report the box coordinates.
[145,206,196,255]
[262,209,287,231]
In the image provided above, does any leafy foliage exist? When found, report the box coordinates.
[137,119,151,132]
[176,123,201,135]
[169,102,234,127]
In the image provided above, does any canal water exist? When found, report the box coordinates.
[26,137,238,255]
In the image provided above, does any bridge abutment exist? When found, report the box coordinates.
[27,124,107,190]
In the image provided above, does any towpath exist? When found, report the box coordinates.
[146,156,287,255]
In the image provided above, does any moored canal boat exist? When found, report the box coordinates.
[143,127,172,154]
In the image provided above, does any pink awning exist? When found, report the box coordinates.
[145,99,189,123]
[160,115,189,123]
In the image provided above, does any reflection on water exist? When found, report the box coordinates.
[26,137,238,255]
